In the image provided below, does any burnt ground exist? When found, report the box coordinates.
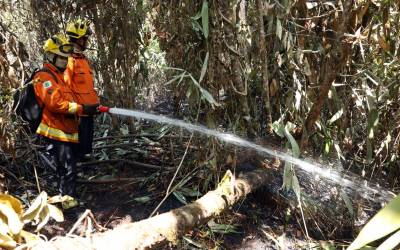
[17,145,351,250]
[6,87,377,249]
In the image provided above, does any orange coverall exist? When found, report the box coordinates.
[64,53,99,158]
[34,63,83,142]
[33,63,83,196]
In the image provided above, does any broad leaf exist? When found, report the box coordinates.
[0,233,16,249]
[47,194,75,204]
[0,194,23,216]
[47,204,64,222]
[272,121,285,138]
[376,229,400,250]
[282,163,293,192]
[20,230,42,244]
[284,126,300,157]
[0,220,9,235]
[35,205,50,232]
[348,194,400,250]
[0,203,22,235]
[22,191,47,224]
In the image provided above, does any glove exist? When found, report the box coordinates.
[82,104,100,115]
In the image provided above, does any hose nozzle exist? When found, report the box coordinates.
[98,105,110,113]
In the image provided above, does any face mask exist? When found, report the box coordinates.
[76,37,89,51]
[55,56,68,70]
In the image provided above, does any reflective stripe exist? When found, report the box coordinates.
[36,123,79,143]
[68,102,78,114]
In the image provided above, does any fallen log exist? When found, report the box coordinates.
[26,168,271,250]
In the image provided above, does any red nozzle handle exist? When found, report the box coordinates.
[98,105,110,113]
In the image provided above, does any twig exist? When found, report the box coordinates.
[78,159,166,171]
[67,209,91,236]
[94,142,140,150]
[77,178,142,184]
[94,142,164,152]
[223,38,243,58]
[298,198,310,240]
[88,211,106,232]
[93,134,188,142]
[218,7,235,27]
[33,164,41,193]
[149,133,194,217]
[149,100,201,218]
[261,229,280,248]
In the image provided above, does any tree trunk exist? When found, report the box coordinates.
[300,1,355,150]
[29,169,272,250]
[256,0,272,134]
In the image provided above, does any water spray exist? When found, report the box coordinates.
[98,106,394,202]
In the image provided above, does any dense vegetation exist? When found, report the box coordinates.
[1,0,400,249]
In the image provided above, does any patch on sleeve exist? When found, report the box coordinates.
[43,81,52,89]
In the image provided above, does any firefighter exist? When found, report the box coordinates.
[64,18,99,161]
[34,34,100,197]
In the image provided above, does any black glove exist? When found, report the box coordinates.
[82,104,100,115]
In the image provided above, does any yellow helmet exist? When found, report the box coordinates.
[43,34,73,57]
[66,19,91,39]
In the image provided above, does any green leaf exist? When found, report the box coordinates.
[282,163,293,192]
[285,122,296,132]
[191,10,202,20]
[292,173,301,200]
[208,220,239,234]
[272,121,285,138]
[348,194,400,250]
[340,191,354,217]
[180,187,201,197]
[201,0,209,39]
[284,126,300,158]
[325,139,332,154]
[165,73,185,86]
[183,236,205,248]
[173,191,187,205]
[134,196,151,204]
[367,109,379,139]
[200,88,219,107]
[198,52,209,84]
